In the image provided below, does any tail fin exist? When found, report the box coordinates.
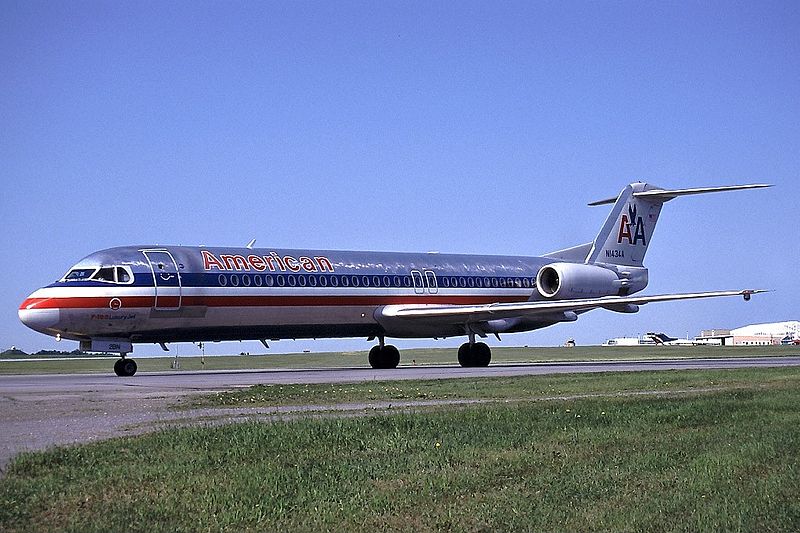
[647,332,677,344]
[585,182,770,267]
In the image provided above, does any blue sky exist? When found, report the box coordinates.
[2,1,798,355]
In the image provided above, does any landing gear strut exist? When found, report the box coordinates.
[369,337,400,369]
[458,342,491,367]
[114,357,137,377]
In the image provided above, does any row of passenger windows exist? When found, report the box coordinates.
[216,273,536,289]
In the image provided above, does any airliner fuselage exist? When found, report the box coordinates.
[19,182,769,376]
[21,246,635,344]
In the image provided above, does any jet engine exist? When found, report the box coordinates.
[536,262,622,299]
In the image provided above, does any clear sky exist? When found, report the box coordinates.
[2,1,798,356]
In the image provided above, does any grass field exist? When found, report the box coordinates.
[191,365,800,409]
[2,367,799,532]
[1,345,797,375]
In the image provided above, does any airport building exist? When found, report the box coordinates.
[696,321,800,346]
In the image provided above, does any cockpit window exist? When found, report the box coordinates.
[94,267,116,282]
[116,267,131,283]
[61,266,134,284]
[64,268,96,281]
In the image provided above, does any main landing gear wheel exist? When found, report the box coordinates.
[458,342,491,368]
[369,345,400,369]
[114,358,137,377]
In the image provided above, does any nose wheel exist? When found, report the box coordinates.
[114,357,137,377]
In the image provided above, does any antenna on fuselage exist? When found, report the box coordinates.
[246,239,256,249]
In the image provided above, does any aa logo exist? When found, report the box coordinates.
[617,204,646,245]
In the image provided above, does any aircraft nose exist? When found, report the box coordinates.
[19,297,61,333]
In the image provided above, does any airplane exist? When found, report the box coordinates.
[645,332,718,346]
[19,182,769,376]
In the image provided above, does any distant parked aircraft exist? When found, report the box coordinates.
[646,332,718,346]
[20,182,769,376]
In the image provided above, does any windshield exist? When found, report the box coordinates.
[61,266,133,284]
[63,268,96,281]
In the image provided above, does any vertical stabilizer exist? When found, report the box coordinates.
[586,183,664,267]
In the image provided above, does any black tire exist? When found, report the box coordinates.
[368,345,382,368]
[384,345,400,369]
[472,342,492,367]
[458,343,473,367]
[121,359,137,377]
[113,358,124,376]
[368,345,401,369]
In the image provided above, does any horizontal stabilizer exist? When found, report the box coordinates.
[589,183,771,206]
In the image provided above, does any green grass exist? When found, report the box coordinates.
[1,345,796,375]
[194,366,800,408]
[2,368,799,532]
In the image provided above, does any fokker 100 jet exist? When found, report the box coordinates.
[19,182,769,376]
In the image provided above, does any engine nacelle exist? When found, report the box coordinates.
[536,262,621,299]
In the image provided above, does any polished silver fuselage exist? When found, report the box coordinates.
[22,245,621,345]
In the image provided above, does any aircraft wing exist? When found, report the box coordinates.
[379,290,767,323]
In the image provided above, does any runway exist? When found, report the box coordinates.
[2,356,799,471]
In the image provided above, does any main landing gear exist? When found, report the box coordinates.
[114,357,137,377]
[369,339,401,369]
[368,336,492,369]
[457,342,491,367]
